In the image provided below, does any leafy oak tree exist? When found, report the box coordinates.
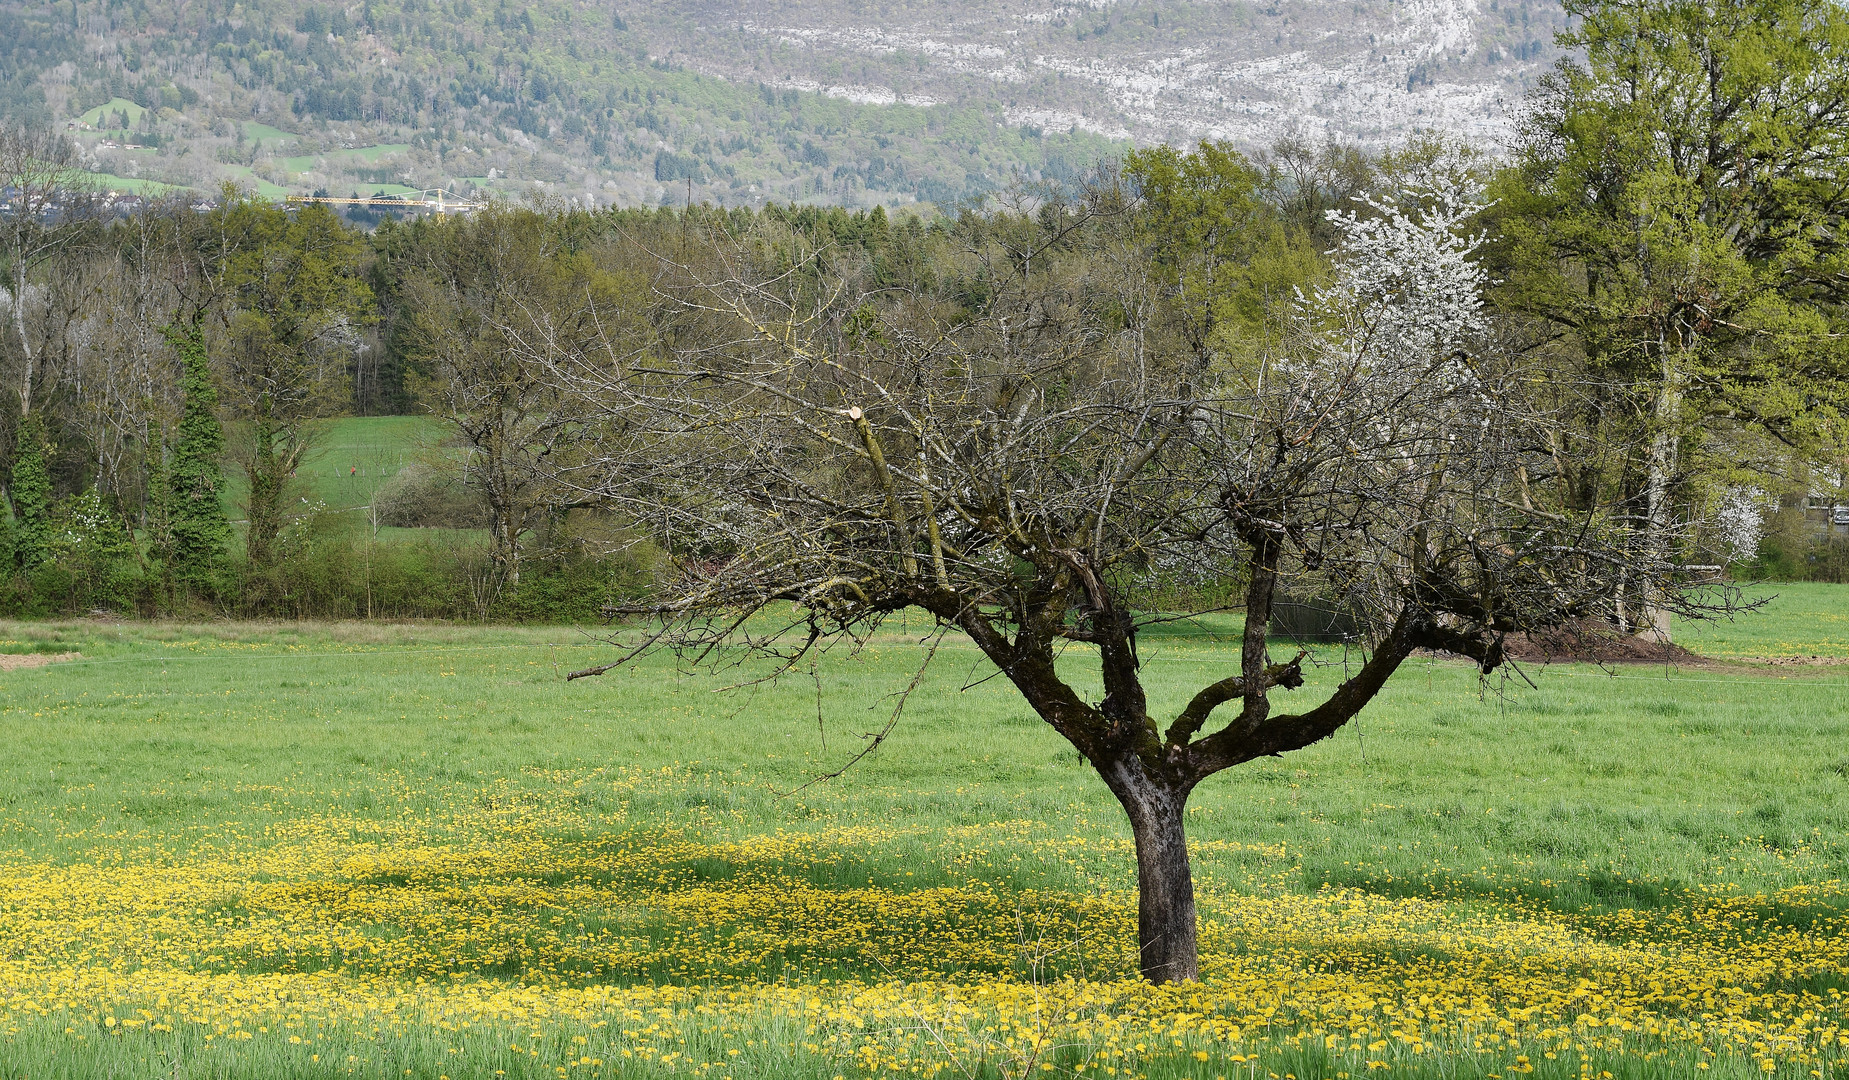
[1492,0,1849,634]
[207,196,371,602]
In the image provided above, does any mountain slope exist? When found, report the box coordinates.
[643,0,1565,147]
[5,0,1563,208]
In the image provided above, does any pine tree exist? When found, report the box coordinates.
[9,416,52,571]
[165,324,231,597]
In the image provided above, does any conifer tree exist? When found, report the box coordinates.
[8,416,52,571]
[165,324,231,596]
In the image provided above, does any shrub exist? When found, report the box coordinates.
[1739,509,1849,583]
[372,463,491,528]
[49,489,144,615]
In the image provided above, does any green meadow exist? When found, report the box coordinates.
[217,414,449,523]
[0,587,1844,1078]
[76,98,149,130]
[240,121,297,144]
[278,144,414,176]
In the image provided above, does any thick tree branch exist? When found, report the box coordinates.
[1165,651,1306,748]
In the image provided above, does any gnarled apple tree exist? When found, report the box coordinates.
[555,187,1737,983]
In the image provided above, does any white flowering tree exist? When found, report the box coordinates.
[558,190,1737,984]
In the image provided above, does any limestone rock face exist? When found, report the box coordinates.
[640,0,1568,150]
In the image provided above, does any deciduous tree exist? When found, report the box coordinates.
[208,196,371,601]
[1494,0,1849,634]
[0,125,87,421]
[398,207,645,604]
[558,187,1737,983]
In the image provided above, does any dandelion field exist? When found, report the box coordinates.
[1,586,1847,1080]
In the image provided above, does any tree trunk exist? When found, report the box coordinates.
[1099,756,1200,983]
[247,414,282,573]
[1638,343,1684,640]
[12,263,35,419]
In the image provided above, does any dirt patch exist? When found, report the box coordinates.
[1497,622,1703,665]
[1738,654,1849,667]
[0,652,81,671]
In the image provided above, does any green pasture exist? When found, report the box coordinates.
[0,585,1844,1078]
[1677,583,1849,657]
[0,585,1843,888]
[217,414,449,522]
[241,121,297,144]
[218,164,293,200]
[76,97,148,129]
[278,144,413,175]
[76,171,189,197]
[294,415,449,508]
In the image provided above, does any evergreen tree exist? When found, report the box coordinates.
[165,324,232,596]
[9,416,52,571]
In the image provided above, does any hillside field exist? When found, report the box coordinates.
[0,587,1845,1078]
[217,415,462,540]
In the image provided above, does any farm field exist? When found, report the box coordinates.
[75,98,149,130]
[216,166,294,201]
[278,145,413,176]
[0,587,1845,1078]
[74,171,189,197]
[291,415,449,511]
[239,122,297,145]
[217,414,451,523]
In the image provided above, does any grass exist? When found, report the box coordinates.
[1676,581,1849,657]
[75,97,149,128]
[241,121,297,144]
[279,144,414,175]
[74,171,191,196]
[217,414,450,523]
[218,165,294,201]
[294,415,449,508]
[0,588,1845,1078]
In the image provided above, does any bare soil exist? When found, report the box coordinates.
[1497,622,1703,665]
[0,652,81,671]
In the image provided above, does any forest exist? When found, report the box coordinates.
[1,0,1848,629]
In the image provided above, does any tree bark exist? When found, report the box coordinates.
[1638,344,1684,640]
[1098,755,1199,983]
[246,413,282,573]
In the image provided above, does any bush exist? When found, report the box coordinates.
[245,505,474,619]
[0,489,147,617]
[53,489,144,614]
[1738,510,1849,583]
[491,509,662,623]
[372,464,491,528]
[492,549,651,623]
[0,493,657,623]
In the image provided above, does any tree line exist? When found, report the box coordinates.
[1,0,1846,627]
